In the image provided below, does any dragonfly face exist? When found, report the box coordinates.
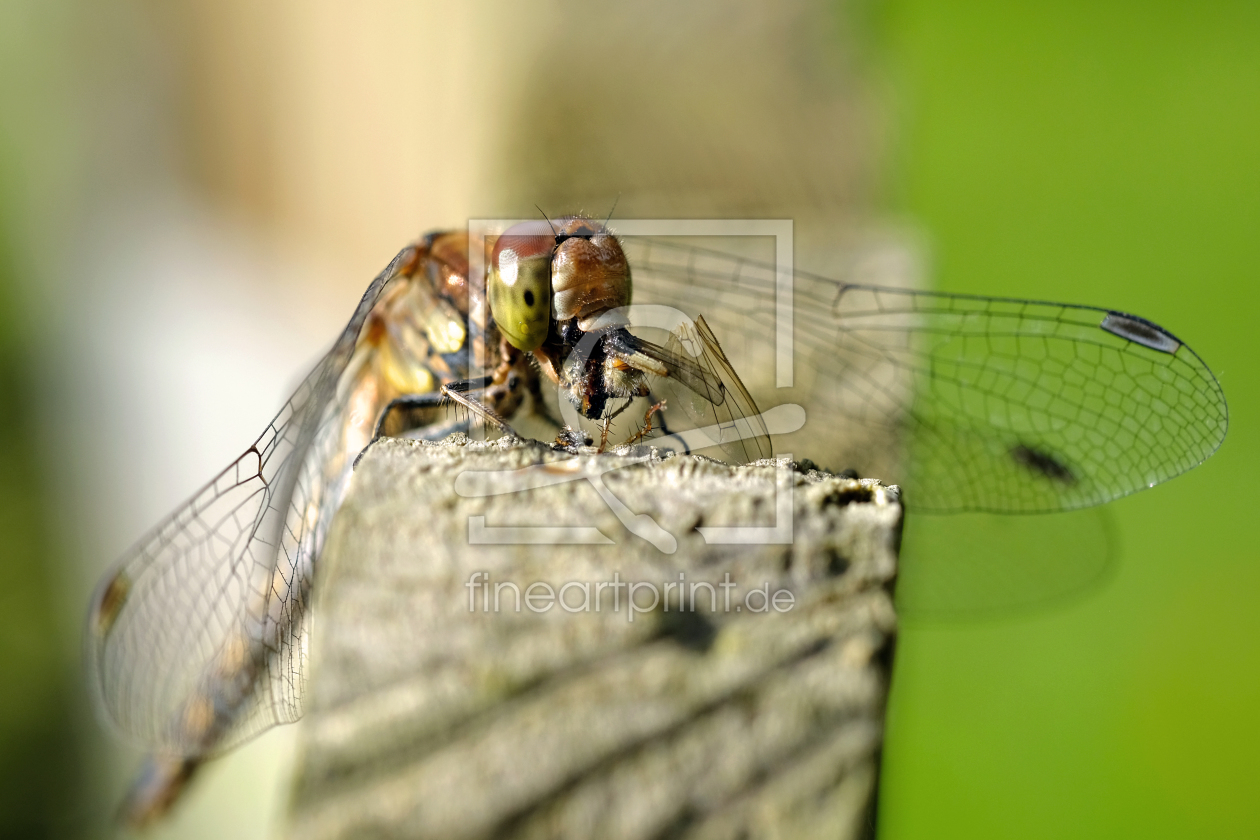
[488,216,646,418]
[486,216,710,432]
[487,216,635,351]
[86,215,1228,826]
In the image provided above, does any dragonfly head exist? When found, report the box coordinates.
[488,215,632,353]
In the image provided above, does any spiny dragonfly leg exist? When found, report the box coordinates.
[371,390,461,442]
[598,416,611,451]
[641,385,677,440]
[636,388,681,449]
[440,379,522,439]
[355,377,522,468]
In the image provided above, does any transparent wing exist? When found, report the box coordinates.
[613,329,723,400]
[623,236,1228,513]
[658,316,773,464]
[86,245,417,755]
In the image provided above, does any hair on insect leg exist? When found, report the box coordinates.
[439,381,522,440]
[604,398,635,424]
[596,397,637,452]
[598,409,616,451]
[626,400,668,446]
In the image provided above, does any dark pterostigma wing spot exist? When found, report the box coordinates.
[1100,312,1181,354]
[91,569,132,640]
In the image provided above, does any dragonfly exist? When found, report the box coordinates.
[85,215,1228,825]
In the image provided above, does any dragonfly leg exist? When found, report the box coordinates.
[355,393,450,468]
[371,391,458,441]
[441,379,523,439]
[598,416,611,451]
[356,377,523,468]
[643,386,677,439]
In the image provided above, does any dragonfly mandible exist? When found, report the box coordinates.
[85,215,1228,825]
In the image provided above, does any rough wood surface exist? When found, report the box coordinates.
[287,436,902,840]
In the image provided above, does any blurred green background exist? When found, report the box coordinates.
[877,2,1259,838]
[0,1,1255,838]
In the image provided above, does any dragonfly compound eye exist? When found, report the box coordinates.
[551,221,632,331]
[489,221,555,351]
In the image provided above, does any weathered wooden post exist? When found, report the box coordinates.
[288,436,901,840]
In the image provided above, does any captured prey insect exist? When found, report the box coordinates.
[85,215,1228,825]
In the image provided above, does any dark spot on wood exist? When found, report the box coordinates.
[793,459,859,480]
[822,485,871,508]
[799,637,831,660]
[656,608,717,653]
[872,633,896,677]
[654,806,700,839]
[826,547,850,576]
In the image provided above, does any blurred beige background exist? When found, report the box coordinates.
[0,2,885,837]
[117,1,880,273]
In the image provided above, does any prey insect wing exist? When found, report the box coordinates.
[610,330,723,401]
[86,245,417,756]
[646,314,773,464]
